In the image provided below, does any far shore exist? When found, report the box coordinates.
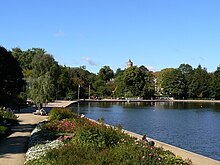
[80,98,220,103]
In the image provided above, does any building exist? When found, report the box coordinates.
[127,59,133,68]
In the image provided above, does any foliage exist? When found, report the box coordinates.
[25,109,191,165]
[46,120,77,133]
[0,108,18,137]
[0,46,26,108]
[0,125,10,137]
[98,66,114,83]
[188,65,210,98]
[178,64,194,98]
[115,66,155,98]
[161,69,186,99]
[73,121,129,149]
[28,50,60,107]
[0,109,18,125]
[48,108,76,121]
[209,66,220,99]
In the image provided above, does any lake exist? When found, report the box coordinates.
[71,101,220,161]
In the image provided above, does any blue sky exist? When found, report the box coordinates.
[1,0,220,73]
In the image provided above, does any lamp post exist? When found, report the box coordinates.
[78,85,80,100]
[89,84,91,99]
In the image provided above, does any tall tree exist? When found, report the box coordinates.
[178,64,194,98]
[0,46,26,108]
[115,68,124,77]
[210,66,220,99]
[98,66,114,83]
[161,69,186,99]
[188,65,210,98]
[28,50,60,108]
[157,68,175,96]
[115,66,154,98]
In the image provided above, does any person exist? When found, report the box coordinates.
[80,114,85,118]
[142,134,155,146]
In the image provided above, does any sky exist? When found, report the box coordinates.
[1,0,220,74]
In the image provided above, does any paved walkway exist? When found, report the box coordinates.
[45,100,77,108]
[0,108,47,165]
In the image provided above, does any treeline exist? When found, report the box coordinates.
[157,64,220,99]
[1,46,220,109]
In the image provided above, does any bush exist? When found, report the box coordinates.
[27,140,191,165]
[0,125,10,137]
[48,108,76,121]
[45,120,77,133]
[25,110,192,165]
[0,109,18,125]
[73,122,130,149]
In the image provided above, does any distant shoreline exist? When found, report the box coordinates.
[80,99,220,103]
[46,99,220,108]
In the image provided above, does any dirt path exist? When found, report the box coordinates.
[0,108,47,165]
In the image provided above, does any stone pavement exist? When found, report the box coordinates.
[0,108,47,165]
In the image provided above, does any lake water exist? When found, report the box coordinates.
[71,101,220,161]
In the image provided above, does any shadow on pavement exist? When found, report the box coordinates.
[0,134,30,157]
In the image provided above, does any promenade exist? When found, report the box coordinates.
[0,108,47,165]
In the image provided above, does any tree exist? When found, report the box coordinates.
[157,68,175,96]
[161,69,186,99]
[67,67,96,99]
[115,66,154,98]
[0,46,26,108]
[28,50,60,108]
[98,66,114,83]
[115,68,124,77]
[178,64,194,98]
[209,66,220,99]
[188,65,210,98]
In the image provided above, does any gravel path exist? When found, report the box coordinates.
[0,108,47,165]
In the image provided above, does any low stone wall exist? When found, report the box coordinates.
[124,130,220,165]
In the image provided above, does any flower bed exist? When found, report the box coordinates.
[25,108,192,165]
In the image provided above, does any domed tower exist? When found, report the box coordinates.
[127,59,133,68]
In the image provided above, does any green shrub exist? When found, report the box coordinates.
[0,109,18,125]
[0,125,10,137]
[29,140,191,165]
[48,108,76,121]
[26,114,192,165]
[73,120,130,149]
[45,120,77,133]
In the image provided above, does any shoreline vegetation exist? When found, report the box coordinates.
[25,108,192,165]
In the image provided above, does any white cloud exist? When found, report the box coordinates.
[55,30,65,37]
[146,66,156,71]
[82,56,97,66]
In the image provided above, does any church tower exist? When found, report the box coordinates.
[127,59,133,68]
